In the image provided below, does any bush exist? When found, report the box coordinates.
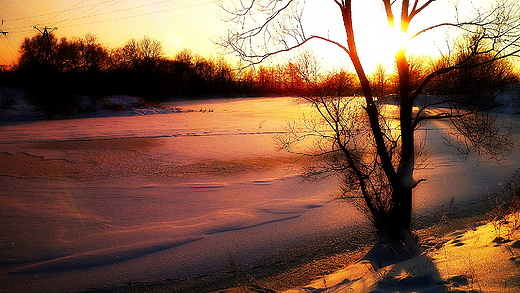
[0,92,16,109]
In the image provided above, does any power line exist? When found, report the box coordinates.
[34,26,58,65]
[58,1,215,29]
[0,18,7,35]
[42,0,90,24]
[52,0,125,29]
[0,18,17,63]
[1,38,12,64]
[4,0,121,22]
[58,0,185,24]
[3,1,214,38]
[4,0,122,33]
[1,36,18,64]
[5,35,17,53]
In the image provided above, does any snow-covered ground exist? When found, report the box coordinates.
[285,211,520,293]
[0,90,519,292]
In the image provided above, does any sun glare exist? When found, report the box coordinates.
[303,0,442,74]
[354,25,412,73]
[388,28,410,54]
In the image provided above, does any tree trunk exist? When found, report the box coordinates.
[392,31,415,238]
[391,186,413,236]
[341,1,415,240]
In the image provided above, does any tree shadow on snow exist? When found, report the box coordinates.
[365,251,478,293]
[369,253,448,293]
[354,235,475,293]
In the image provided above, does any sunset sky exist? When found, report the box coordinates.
[1,0,223,66]
[0,0,501,72]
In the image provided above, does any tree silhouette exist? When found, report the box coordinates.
[18,32,58,69]
[10,31,251,106]
[220,0,520,255]
[111,36,163,73]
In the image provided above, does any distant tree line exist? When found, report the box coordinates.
[1,33,245,114]
[0,33,358,115]
[0,32,518,117]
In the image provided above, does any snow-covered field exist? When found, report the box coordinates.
[1,92,519,292]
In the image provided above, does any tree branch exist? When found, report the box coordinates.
[229,35,350,66]
[409,0,437,19]
[382,0,395,27]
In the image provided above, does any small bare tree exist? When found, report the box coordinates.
[371,63,391,100]
[112,36,163,72]
[219,0,520,257]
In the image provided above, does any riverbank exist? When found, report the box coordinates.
[282,212,520,293]
[80,191,518,293]
[2,94,520,292]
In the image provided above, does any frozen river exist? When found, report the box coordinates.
[1,96,519,292]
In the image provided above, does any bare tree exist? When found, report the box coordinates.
[112,36,163,72]
[18,32,59,69]
[371,63,391,100]
[220,0,520,255]
[82,34,109,73]
[54,34,108,73]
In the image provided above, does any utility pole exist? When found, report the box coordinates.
[33,26,58,66]
[0,19,8,35]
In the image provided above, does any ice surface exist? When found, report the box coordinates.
[1,95,520,292]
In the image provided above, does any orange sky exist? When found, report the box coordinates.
[0,0,224,66]
[0,0,506,73]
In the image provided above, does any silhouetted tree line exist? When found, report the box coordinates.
[0,32,518,117]
[1,34,246,113]
[1,33,358,116]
